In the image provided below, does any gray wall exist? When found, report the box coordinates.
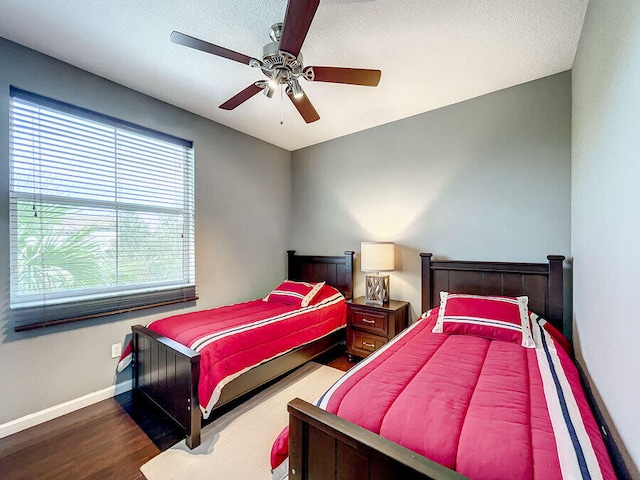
[291,72,572,321]
[572,0,640,475]
[0,38,292,424]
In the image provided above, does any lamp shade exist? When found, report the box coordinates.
[361,242,395,272]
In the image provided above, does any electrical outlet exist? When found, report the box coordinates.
[111,343,122,359]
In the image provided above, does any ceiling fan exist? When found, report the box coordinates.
[170,0,381,124]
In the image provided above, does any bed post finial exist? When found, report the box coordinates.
[344,251,355,300]
[547,255,565,332]
[287,251,296,280]
[420,253,433,314]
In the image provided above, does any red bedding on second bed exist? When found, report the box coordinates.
[271,309,615,480]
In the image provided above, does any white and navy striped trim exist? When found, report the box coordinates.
[532,313,604,480]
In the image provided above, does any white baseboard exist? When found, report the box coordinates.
[0,379,133,439]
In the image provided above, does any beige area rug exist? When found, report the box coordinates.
[140,362,344,480]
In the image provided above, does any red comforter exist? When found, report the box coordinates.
[120,285,346,418]
[271,309,615,480]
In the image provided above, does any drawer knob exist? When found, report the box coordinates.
[361,318,375,324]
[362,342,375,348]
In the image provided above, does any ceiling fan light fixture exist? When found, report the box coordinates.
[268,68,285,89]
[263,84,275,98]
[290,78,303,98]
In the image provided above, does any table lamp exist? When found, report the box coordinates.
[361,242,395,305]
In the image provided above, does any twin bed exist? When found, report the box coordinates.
[128,250,616,479]
[130,250,354,448]
[274,253,616,480]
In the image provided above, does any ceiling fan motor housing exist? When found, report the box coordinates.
[260,23,304,81]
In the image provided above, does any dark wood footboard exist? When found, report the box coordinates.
[132,324,201,448]
[287,398,467,480]
[133,326,346,449]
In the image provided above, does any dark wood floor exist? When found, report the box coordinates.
[0,351,354,480]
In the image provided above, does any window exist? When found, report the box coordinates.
[9,87,195,331]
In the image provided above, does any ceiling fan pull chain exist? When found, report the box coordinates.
[280,84,284,125]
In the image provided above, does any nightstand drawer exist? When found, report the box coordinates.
[352,309,388,336]
[350,331,388,354]
[346,297,409,361]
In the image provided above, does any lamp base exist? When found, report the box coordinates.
[365,274,389,306]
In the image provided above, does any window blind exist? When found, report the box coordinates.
[9,87,196,331]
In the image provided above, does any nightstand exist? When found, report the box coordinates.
[346,296,410,361]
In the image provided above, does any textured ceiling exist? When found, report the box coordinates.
[0,0,588,151]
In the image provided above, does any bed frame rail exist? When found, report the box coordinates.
[288,398,467,480]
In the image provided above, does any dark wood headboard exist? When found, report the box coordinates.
[287,250,355,300]
[421,253,565,332]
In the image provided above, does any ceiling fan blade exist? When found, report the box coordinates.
[306,66,381,86]
[287,88,320,123]
[219,84,263,110]
[170,31,254,65]
[279,0,320,57]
